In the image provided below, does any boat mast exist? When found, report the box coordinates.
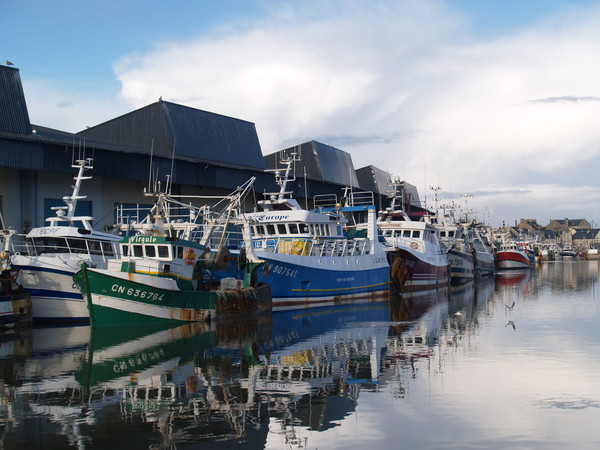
[47,158,94,230]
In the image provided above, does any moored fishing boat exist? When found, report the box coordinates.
[73,184,271,327]
[586,246,600,260]
[10,158,121,322]
[377,181,449,292]
[427,213,473,284]
[559,246,577,260]
[470,225,495,277]
[239,153,390,310]
[496,241,531,270]
[0,216,33,328]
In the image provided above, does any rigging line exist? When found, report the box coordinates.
[169,137,177,195]
[148,138,154,194]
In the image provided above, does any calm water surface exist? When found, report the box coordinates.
[1,261,600,449]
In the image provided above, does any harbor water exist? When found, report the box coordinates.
[1,260,600,449]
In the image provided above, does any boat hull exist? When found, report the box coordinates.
[388,249,449,292]
[474,251,495,277]
[254,252,390,310]
[447,249,474,283]
[496,250,531,270]
[11,256,92,321]
[73,266,217,327]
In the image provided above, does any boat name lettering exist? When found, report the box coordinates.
[267,263,298,278]
[111,284,165,301]
[112,349,166,374]
[256,214,290,222]
[336,276,355,282]
[37,227,60,235]
[130,236,159,244]
[372,257,386,264]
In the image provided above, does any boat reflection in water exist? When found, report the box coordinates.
[0,283,496,448]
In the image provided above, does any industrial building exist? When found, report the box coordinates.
[0,64,422,234]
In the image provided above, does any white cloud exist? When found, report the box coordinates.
[24,0,600,227]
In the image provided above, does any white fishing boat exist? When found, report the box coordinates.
[238,153,390,310]
[10,158,122,322]
[586,246,600,260]
[559,246,577,260]
[377,180,449,292]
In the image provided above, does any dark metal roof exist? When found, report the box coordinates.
[355,165,391,194]
[264,141,359,187]
[77,101,265,170]
[0,65,31,134]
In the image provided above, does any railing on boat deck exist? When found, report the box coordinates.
[313,190,375,210]
[188,227,243,250]
[252,236,372,257]
[116,204,244,250]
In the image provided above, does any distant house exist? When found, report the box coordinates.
[572,229,600,250]
[546,218,591,231]
[517,218,543,234]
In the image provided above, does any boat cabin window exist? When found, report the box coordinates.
[133,245,143,257]
[88,240,102,255]
[32,237,68,253]
[403,230,411,238]
[176,246,184,259]
[448,231,455,238]
[413,231,421,239]
[277,224,287,234]
[266,224,276,235]
[122,245,129,257]
[145,245,156,257]
[67,238,87,252]
[158,246,169,258]
[440,231,446,237]
[101,242,115,256]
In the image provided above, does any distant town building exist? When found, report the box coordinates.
[546,218,591,231]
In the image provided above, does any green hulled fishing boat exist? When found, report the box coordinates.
[74,234,270,327]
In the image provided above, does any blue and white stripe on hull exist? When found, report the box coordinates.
[11,264,89,321]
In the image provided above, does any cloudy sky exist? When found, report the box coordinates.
[4,0,600,227]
